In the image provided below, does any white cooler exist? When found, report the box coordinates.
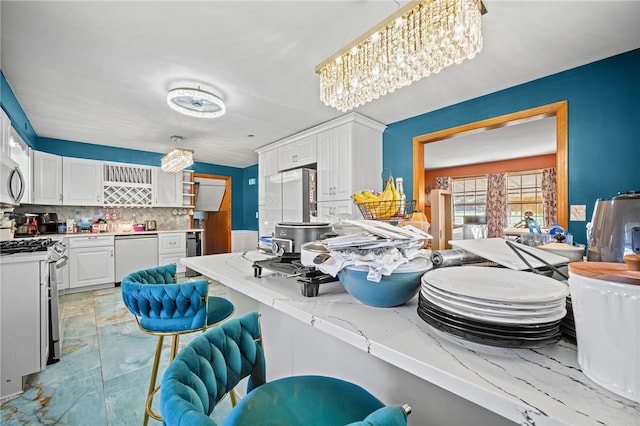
[568,262,640,403]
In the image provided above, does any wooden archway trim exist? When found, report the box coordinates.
[412,100,568,229]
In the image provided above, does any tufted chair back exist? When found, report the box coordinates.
[121,264,210,333]
[160,312,266,425]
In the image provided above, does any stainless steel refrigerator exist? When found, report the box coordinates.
[260,167,317,237]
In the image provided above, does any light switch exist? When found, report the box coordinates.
[570,205,587,221]
[255,211,259,219]
[248,178,256,185]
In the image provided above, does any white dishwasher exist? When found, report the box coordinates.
[115,234,158,283]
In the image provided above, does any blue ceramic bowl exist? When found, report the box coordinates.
[337,258,433,307]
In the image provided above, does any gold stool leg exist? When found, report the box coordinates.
[144,333,181,423]
[229,389,238,407]
[144,335,164,426]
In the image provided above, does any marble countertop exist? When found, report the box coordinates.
[182,251,639,426]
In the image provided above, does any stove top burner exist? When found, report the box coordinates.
[0,238,54,255]
[252,253,338,297]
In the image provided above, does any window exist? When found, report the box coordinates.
[452,177,487,226]
[507,172,544,227]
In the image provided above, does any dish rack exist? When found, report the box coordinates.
[355,199,416,220]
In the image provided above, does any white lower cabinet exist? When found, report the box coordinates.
[158,232,187,273]
[68,236,115,289]
[317,200,362,223]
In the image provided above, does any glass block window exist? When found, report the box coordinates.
[452,177,487,226]
[507,172,544,227]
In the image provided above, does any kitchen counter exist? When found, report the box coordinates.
[14,229,202,240]
[182,251,640,426]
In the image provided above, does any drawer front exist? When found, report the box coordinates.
[158,232,186,254]
[158,253,186,273]
[67,235,115,248]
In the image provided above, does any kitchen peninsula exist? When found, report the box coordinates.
[182,252,639,426]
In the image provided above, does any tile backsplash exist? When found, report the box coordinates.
[13,205,191,232]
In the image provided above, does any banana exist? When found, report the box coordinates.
[370,178,395,218]
[353,192,368,203]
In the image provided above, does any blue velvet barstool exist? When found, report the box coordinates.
[159,312,411,426]
[121,264,235,425]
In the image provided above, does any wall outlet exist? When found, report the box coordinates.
[248,178,256,185]
[570,205,587,221]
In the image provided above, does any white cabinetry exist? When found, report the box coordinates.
[181,170,195,208]
[258,149,278,206]
[102,162,153,206]
[277,134,316,171]
[158,232,187,273]
[0,255,46,398]
[68,236,115,289]
[316,115,385,221]
[0,108,10,161]
[62,157,102,206]
[153,169,182,207]
[33,151,63,205]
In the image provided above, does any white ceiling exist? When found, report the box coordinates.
[1,1,639,169]
[424,116,557,170]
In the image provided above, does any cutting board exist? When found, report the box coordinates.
[449,238,569,270]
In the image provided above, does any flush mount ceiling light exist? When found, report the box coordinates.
[161,135,194,173]
[166,87,226,118]
[315,0,486,112]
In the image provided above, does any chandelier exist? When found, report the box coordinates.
[315,0,486,112]
[161,136,194,173]
[167,87,226,118]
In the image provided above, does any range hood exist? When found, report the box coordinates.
[194,178,227,211]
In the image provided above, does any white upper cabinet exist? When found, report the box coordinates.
[258,149,278,205]
[277,134,317,171]
[33,151,63,205]
[153,168,183,207]
[62,157,102,206]
[316,116,385,204]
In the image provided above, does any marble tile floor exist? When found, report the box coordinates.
[1,284,233,425]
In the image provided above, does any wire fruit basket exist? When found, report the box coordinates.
[356,200,416,220]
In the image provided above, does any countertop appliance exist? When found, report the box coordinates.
[272,222,332,255]
[587,191,640,262]
[8,213,38,237]
[35,213,60,234]
[114,233,158,283]
[260,168,318,238]
[0,156,25,205]
[144,220,157,231]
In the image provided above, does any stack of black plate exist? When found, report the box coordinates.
[561,295,576,342]
[418,266,570,349]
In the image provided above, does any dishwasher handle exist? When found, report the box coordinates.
[115,234,158,240]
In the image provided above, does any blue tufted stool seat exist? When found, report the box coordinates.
[121,263,234,425]
[160,312,410,426]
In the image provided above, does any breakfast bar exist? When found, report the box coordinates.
[182,251,640,426]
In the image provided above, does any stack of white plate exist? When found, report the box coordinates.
[418,266,570,348]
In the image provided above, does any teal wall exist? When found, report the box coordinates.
[383,48,640,244]
[1,72,258,231]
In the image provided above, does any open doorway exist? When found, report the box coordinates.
[193,173,232,255]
